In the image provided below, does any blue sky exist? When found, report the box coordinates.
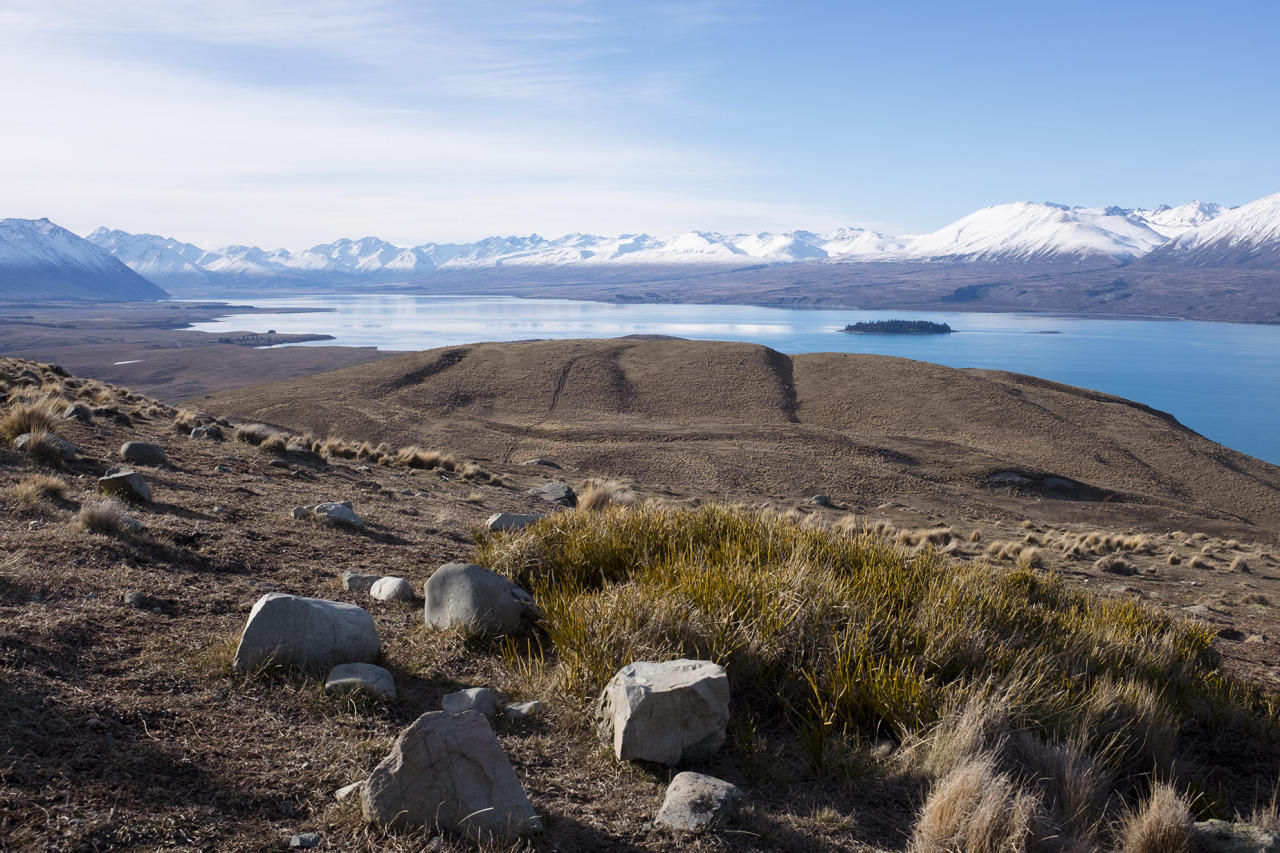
[2,0,1277,249]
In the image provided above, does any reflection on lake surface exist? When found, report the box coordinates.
[186,294,1280,466]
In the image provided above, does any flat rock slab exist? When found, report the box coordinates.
[362,710,542,843]
[98,470,152,503]
[527,481,577,507]
[342,571,382,593]
[442,687,500,719]
[293,501,365,529]
[120,441,168,466]
[370,576,415,602]
[595,659,730,765]
[325,662,396,701]
[424,562,538,637]
[655,772,744,832]
[233,593,380,673]
[486,512,542,533]
[1195,819,1280,852]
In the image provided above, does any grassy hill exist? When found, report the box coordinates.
[5,349,1280,852]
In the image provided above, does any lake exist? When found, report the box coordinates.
[187,294,1280,466]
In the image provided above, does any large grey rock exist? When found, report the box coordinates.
[98,470,152,503]
[341,571,382,593]
[232,593,380,673]
[325,662,396,701]
[1195,820,1280,853]
[526,481,577,507]
[362,710,542,843]
[655,772,744,832]
[442,687,500,719]
[15,432,76,461]
[120,441,168,466]
[595,659,730,765]
[370,576,415,602]
[424,562,538,636]
[486,512,542,533]
[312,501,365,529]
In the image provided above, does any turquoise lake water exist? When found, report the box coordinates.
[187,295,1280,466]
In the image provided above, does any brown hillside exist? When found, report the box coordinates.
[196,337,1280,537]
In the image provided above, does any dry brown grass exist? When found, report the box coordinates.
[1115,783,1193,853]
[1,395,62,442]
[577,478,636,513]
[234,422,286,446]
[910,756,1043,853]
[15,429,70,467]
[7,473,68,513]
[78,500,141,537]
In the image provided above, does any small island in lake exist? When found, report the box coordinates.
[841,319,952,335]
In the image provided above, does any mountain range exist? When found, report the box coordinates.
[2,190,1279,302]
[78,191,1280,289]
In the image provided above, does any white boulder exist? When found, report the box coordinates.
[362,710,542,843]
[370,576,415,602]
[232,593,380,673]
[594,659,729,765]
[424,562,538,636]
[325,662,396,701]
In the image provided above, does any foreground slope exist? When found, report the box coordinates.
[196,337,1280,536]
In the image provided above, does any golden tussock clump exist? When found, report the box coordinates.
[7,473,67,513]
[0,395,62,442]
[577,478,636,513]
[1115,783,1194,853]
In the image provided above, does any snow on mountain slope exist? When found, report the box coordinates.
[76,190,1279,285]
[1131,201,1227,238]
[0,218,168,300]
[819,227,910,257]
[895,202,1169,263]
[1143,191,1280,269]
[86,228,212,285]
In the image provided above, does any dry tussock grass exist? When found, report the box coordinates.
[1,395,63,442]
[79,500,140,537]
[1116,783,1194,853]
[577,478,636,513]
[911,755,1043,853]
[15,429,69,467]
[7,472,68,513]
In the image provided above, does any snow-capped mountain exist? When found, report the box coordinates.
[1131,201,1227,238]
[889,202,1168,263]
[0,218,168,301]
[1142,191,1280,269]
[69,189,1280,290]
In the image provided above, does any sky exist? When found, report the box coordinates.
[2,0,1279,250]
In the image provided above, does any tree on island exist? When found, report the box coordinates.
[842,319,952,334]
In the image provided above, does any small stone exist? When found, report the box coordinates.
[190,425,224,440]
[325,663,397,701]
[503,701,547,721]
[341,571,382,593]
[442,687,500,719]
[335,781,365,802]
[1183,604,1213,615]
[313,502,365,529]
[290,506,310,519]
[268,459,292,469]
[521,458,561,469]
[14,432,76,460]
[123,591,148,608]
[289,831,320,848]
[213,465,231,473]
[655,772,743,833]
[1245,634,1269,644]
[103,732,117,749]
[807,494,833,507]
[486,512,542,533]
[526,481,577,507]
[370,576,415,602]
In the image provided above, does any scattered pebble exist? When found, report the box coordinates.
[289,832,320,848]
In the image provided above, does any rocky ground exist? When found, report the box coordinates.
[4,352,1280,851]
